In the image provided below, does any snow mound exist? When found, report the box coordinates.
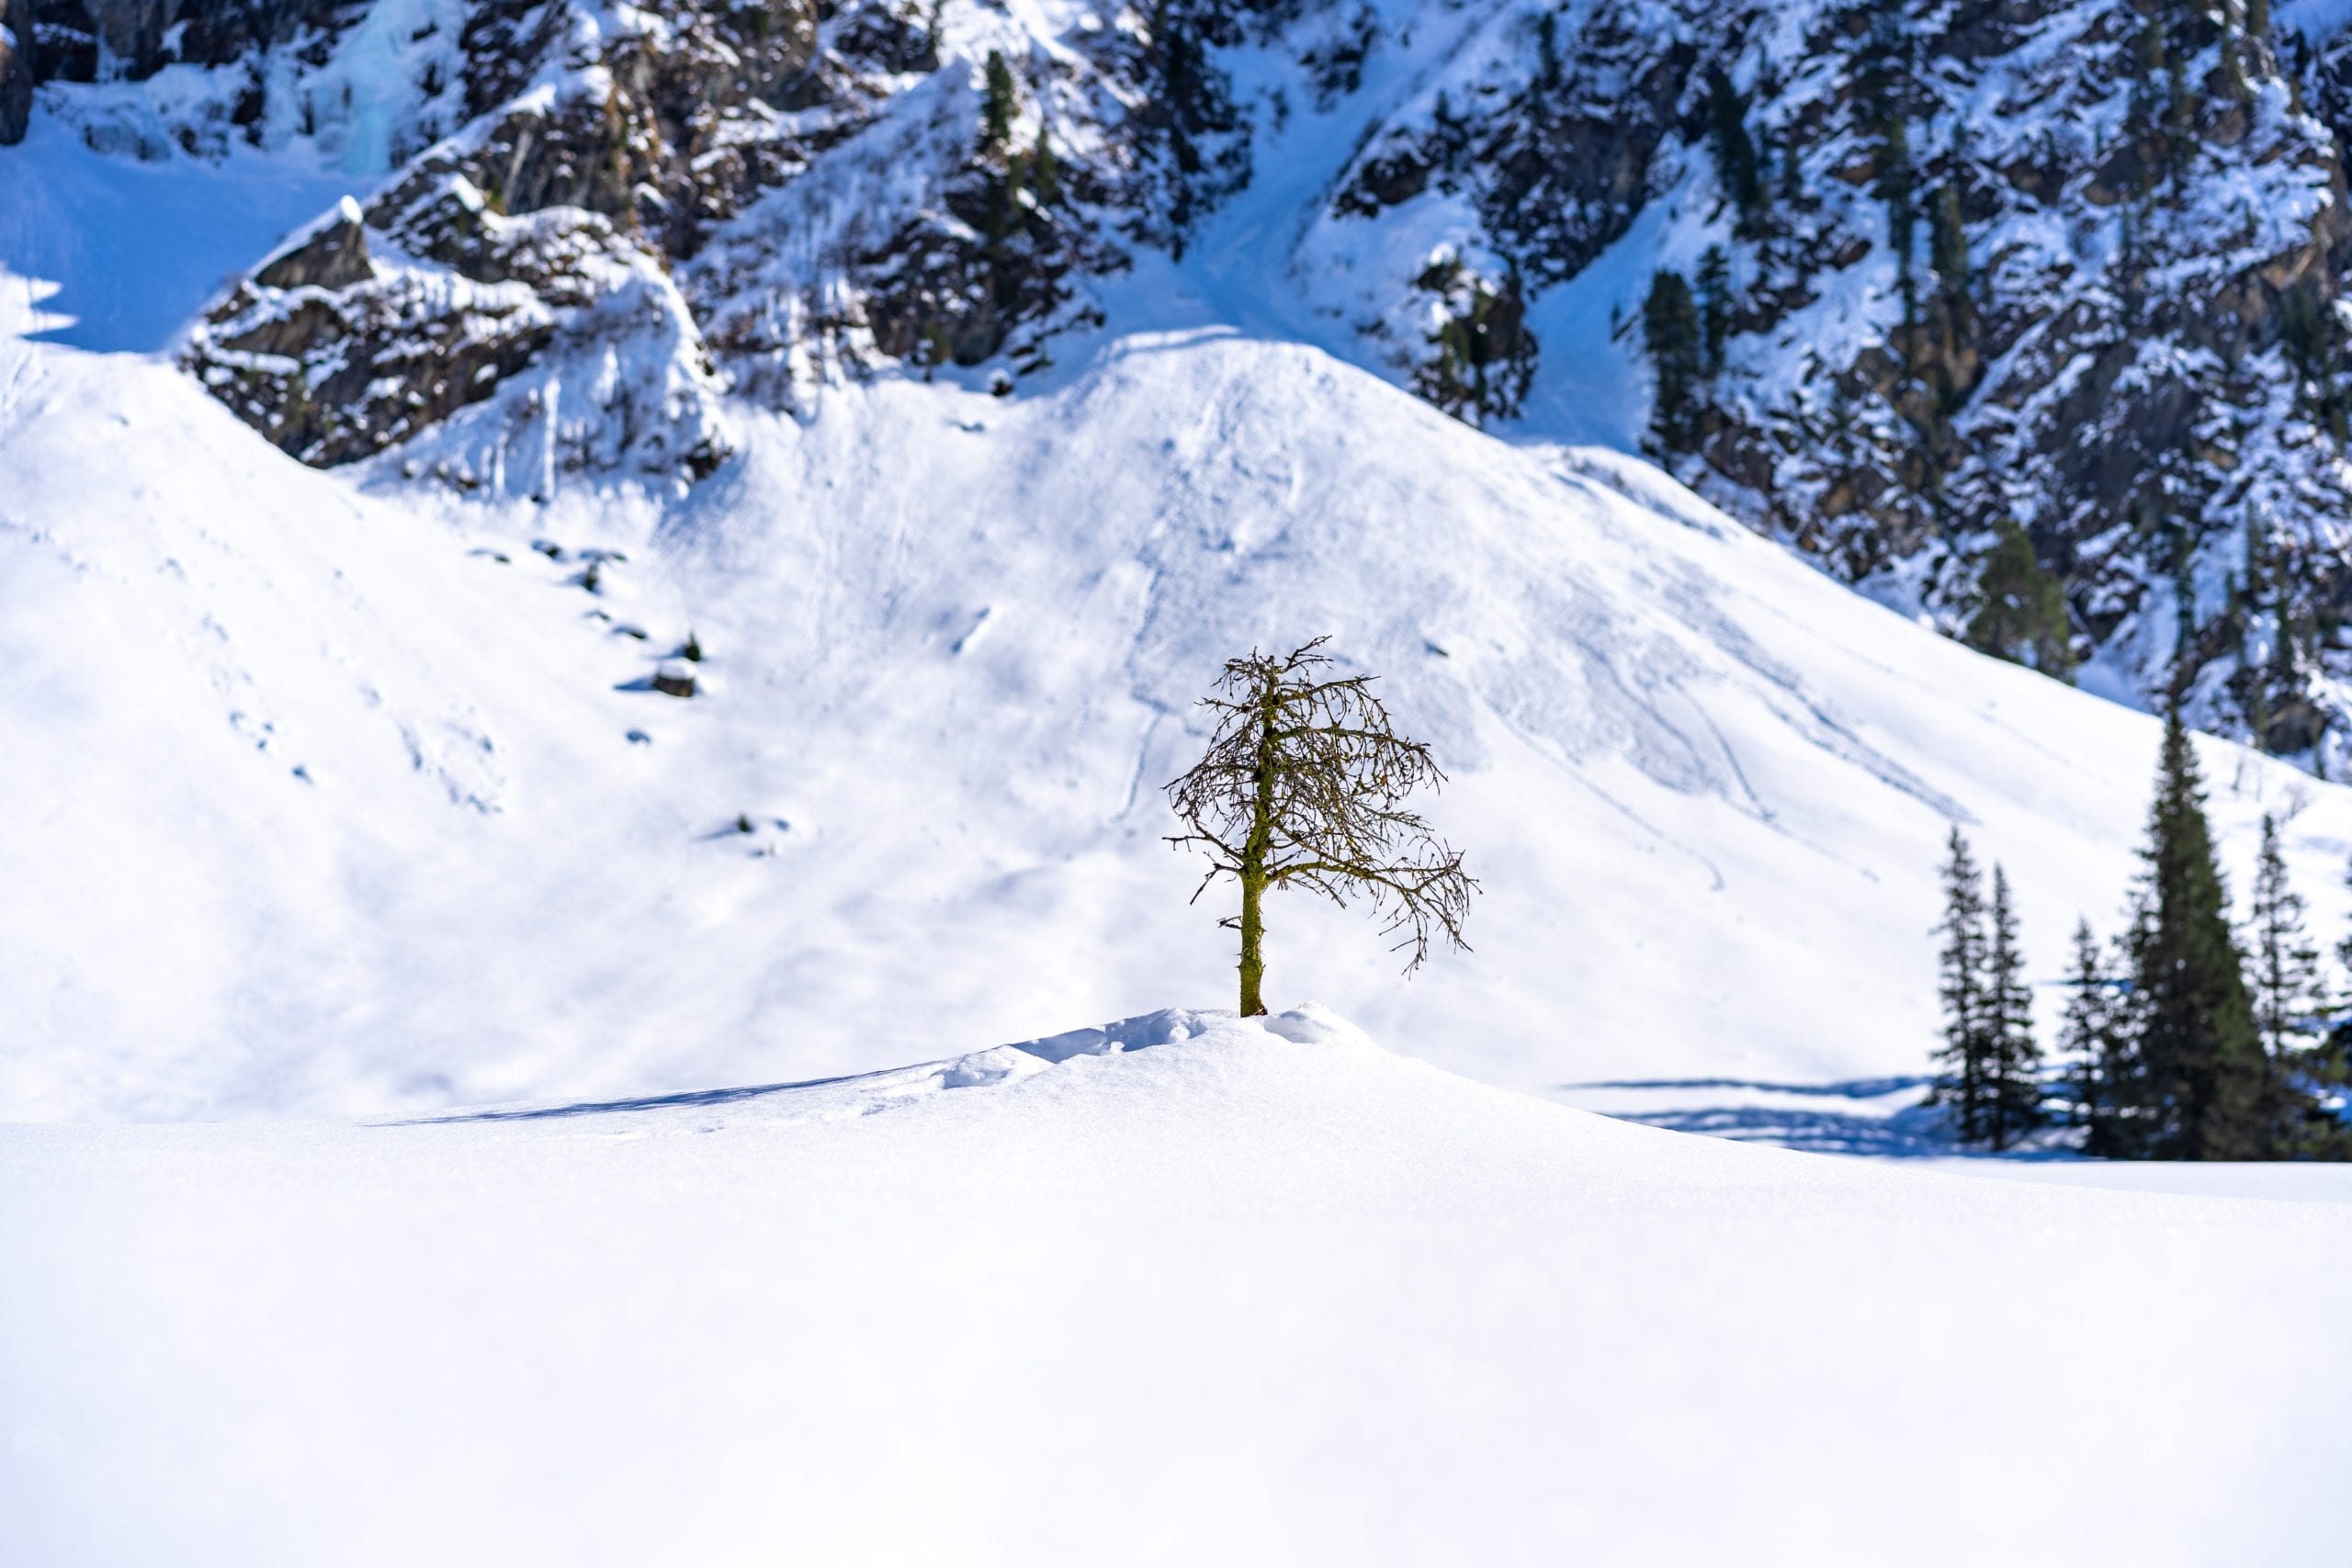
[394,1006,1364,1127]
[2,1010,2346,1564]
[1012,1002,1371,1063]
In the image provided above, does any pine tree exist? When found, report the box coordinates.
[1928,182,1971,335]
[2126,707,2270,1158]
[1964,522,2075,677]
[1983,864,2045,1150]
[1929,827,1996,1145]
[2164,44,2193,191]
[1417,264,1536,427]
[2250,814,2326,1061]
[1705,66,1763,232]
[1696,245,1732,377]
[2324,852,2352,1100]
[2278,284,2346,440]
[1875,118,1917,327]
[1030,124,1060,207]
[980,50,1017,157]
[2242,506,2284,748]
[1643,268,1703,457]
[2059,918,2116,1141]
[2101,898,2159,1156]
[2247,813,2341,1154]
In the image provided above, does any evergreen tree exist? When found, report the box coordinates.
[1929,827,1996,1145]
[1963,522,2075,678]
[981,50,1017,157]
[1705,66,1763,231]
[2164,44,2193,190]
[2125,15,2162,151]
[2059,918,2118,1142]
[2242,506,2285,747]
[2166,516,2199,684]
[2125,707,2270,1158]
[2246,813,2343,1154]
[1928,182,1970,334]
[1875,118,1917,327]
[2278,284,2346,440]
[1535,11,1562,92]
[2101,897,2160,1156]
[1030,124,1061,207]
[1137,0,1246,254]
[1983,863,2045,1150]
[1696,245,1732,377]
[2250,813,2327,1062]
[1643,268,1703,457]
[2327,852,2352,1089]
[1416,263,1536,427]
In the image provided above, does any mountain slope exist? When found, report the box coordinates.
[4,1012,2346,1565]
[17,0,2352,761]
[6,291,2349,1119]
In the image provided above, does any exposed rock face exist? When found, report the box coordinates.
[149,0,1230,494]
[252,199,373,291]
[25,0,2352,763]
[175,1,835,492]
[1291,0,2352,769]
[28,0,352,86]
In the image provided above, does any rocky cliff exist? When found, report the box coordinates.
[12,0,2352,768]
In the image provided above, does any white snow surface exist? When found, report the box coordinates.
[6,63,2352,1560]
[8,257,2352,1117]
[3,1010,2346,1565]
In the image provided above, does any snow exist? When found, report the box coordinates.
[0,121,356,350]
[6,23,2352,1552]
[3,1011,2346,1564]
[8,298,2352,1119]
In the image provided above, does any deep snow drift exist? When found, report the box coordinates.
[2,1011,2345,1566]
[9,283,2352,1118]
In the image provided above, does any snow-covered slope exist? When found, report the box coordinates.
[4,1012,2346,1565]
[7,283,2352,1119]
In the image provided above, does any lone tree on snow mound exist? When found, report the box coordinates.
[1166,637,1477,1016]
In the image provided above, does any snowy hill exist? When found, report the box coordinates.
[7,286,2352,1120]
[4,1010,2347,1564]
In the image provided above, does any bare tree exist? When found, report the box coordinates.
[1165,637,1477,1016]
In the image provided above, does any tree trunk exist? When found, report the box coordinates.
[1238,863,1266,1016]
[1238,683,1279,1017]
